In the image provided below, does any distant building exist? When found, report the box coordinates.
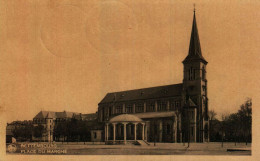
[73,113,98,121]
[98,10,209,144]
[6,120,33,143]
[32,110,98,142]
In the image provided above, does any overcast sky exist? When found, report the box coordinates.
[0,0,259,122]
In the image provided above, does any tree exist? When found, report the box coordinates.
[238,98,252,144]
[225,113,240,145]
[12,126,23,139]
[221,114,229,147]
[53,122,64,142]
[209,119,222,142]
[208,98,252,144]
[12,124,33,141]
[208,110,217,121]
[208,110,217,142]
[218,98,252,144]
[22,124,33,141]
[78,121,88,144]
[33,124,45,139]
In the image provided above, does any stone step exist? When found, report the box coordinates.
[136,140,150,146]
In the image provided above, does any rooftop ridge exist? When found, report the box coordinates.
[99,83,183,104]
[107,83,183,94]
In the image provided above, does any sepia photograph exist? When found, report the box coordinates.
[0,0,259,160]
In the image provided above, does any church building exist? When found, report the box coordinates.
[98,10,209,144]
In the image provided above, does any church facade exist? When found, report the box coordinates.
[98,11,209,143]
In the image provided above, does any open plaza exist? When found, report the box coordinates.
[6,142,251,155]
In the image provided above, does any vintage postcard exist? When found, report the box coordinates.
[0,0,259,160]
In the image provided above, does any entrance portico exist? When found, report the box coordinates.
[105,114,146,144]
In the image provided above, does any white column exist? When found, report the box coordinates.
[145,124,148,140]
[134,123,137,141]
[146,121,150,141]
[123,123,127,144]
[105,124,107,141]
[106,124,109,141]
[123,103,126,114]
[178,114,182,143]
[167,100,170,111]
[159,121,162,142]
[113,123,116,142]
[107,124,109,140]
[173,116,177,142]
[142,123,145,140]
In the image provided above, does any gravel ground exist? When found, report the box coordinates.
[6,142,251,155]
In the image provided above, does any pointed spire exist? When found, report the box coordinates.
[183,8,207,64]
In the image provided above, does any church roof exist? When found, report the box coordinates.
[109,114,143,123]
[183,10,207,64]
[99,83,183,104]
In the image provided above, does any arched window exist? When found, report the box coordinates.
[135,102,144,113]
[100,109,103,122]
[189,67,196,80]
[115,104,123,114]
[189,67,192,80]
[169,100,175,110]
[109,106,113,116]
[146,101,155,112]
[102,108,105,121]
[202,66,206,80]
[157,100,167,111]
[126,103,133,113]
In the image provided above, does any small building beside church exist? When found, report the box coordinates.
[32,110,99,142]
[98,10,209,144]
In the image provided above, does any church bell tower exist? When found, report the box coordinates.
[182,9,209,142]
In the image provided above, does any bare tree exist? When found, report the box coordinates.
[208,110,217,121]
[220,114,229,147]
[208,110,217,142]
[238,98,252,145]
